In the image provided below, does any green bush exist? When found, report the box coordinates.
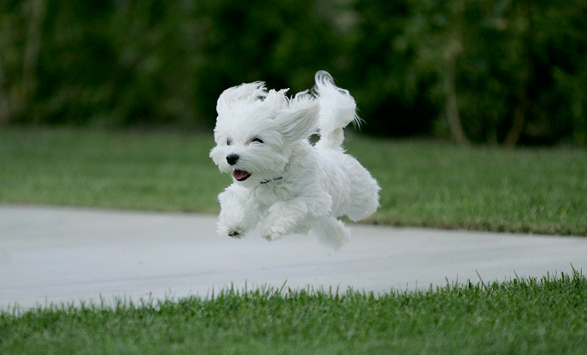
[1,0,586,145]
[343,0,587,144]
[338,0,439,137]
[190,0,341,121]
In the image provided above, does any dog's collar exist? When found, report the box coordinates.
[260,176,283,185]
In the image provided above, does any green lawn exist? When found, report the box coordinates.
[0,127,224,213]
[1,127,586,235]
[2,272,586,355]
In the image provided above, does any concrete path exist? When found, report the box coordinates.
[1,204,586,309]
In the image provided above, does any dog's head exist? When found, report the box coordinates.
[210,82,319,187]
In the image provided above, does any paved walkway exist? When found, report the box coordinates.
[1,204,586,309]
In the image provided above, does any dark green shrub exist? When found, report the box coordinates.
[0,0,585,145]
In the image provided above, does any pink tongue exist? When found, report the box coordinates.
[233,169,250,180]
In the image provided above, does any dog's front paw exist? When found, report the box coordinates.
[217,222,247,239]
[228,228,244,238]
[261,221,291,242]
[261,228,284,242]
[261,205,306,241]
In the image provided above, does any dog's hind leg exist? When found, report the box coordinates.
[309,217,350,250]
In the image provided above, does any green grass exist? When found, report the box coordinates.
[1,127,586,235]
[360,139,587,235]
[0,127,226,213]
[1,272,586,355]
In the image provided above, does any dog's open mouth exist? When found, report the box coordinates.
[233,169,251,182]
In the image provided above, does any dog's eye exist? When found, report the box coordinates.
[226,138,232,146]
[251,138,263,144]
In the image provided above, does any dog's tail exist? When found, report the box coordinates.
[313,71,359,151]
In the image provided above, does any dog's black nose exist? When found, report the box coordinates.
[226,154,239,165]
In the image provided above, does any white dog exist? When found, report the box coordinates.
[210,71,380,249]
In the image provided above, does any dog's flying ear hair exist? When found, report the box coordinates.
[216,82,291,121]
[216,82,267,116]
[274,91,319,141]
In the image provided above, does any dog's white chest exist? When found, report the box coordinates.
[253,183,295,207]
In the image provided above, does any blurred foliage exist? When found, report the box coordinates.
[0,0,586,145]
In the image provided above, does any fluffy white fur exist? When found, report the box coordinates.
[210,71,380,249]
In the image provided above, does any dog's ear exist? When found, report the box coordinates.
[274,91,319,141]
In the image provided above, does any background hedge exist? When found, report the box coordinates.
[1,0,586,145]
